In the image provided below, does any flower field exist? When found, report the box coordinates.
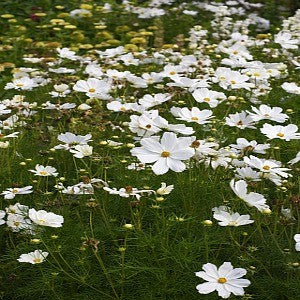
[0,0,299,299]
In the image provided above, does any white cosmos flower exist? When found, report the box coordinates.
[156,183,174,195]
[195,262,251,299]
[248,104,288,123]
[235,167,261,181]
[70,145,93,158]
[0,210,6,225]
[0,104,11,115]
[30,165,58,177]
[260,124,300,141]
[73,78,112,99]
[288,152,300,165]
[171,107,213,124]
[138,93,171,108]
[17,250,49,264]
[274,32,298,49]
[281,82,300,95]
[230,179,269,211]
[55,132,92,150]
[5,77,38,91]
[226,111,256,129]
[192,88,226,108]
[103,186,154,200]
[6,214,32,232]
[1,186,33,199]
[212,206,254,226]
[294,234,300,251]
[29,208,64,228]
[230,138,270,155]
[244,155,290,179]
[130,132,194,175]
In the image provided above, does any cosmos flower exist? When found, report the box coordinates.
[260,124,300,141]
[1,186,33,199]
[130,132,194,175]
[30,165,58,177]
[171,107,213,124]
[70,145,93,158]
[230,179,269,211]
[28,208,64,228]
[212,206,254,226]
[156,183,174,195]
[226,111,256,129]
[195,262,251,298]
[248,104,288,123]
[55,132,92,150]
[17,250,49,264]
[294,234,300,251]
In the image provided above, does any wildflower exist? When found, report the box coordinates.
[171,107,213,124]
[294,234,300,251]
[230,179,269,211]
[29,208,64,227]
[288,152,300,165]
[0,210,5,225]
[130,132,194,175]
[73,78,112,99]
[70,145,93,158]
[30,165,58,177]
[195,262,251,298]
[226,112,256,129]
[156,183,174,195]
[192,88,226,108]
[260,124,300,141]
[1,186,33,199]
[17,250,49,264]
[55,132,92,150]
[212,206,254,226]
[248,104,288,123]
[230,138,270,155]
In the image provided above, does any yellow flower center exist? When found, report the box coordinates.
[233,50,238,55]
[228,221,238,226]
[16,83,24,87]
[33,258,42,263]
[12,189,19,194]
[169,71,176,75]
[253,72,260,77]
[161,151,170,157]
[263,165,270,171]
[277,132,284,137]
[191,117,199,121]
[237,120,243,125]
[203,97,211,102]
[230,80,236,84]
[88,88,96,93]
[218,277,227,284]
[39,171,48,175]
[264,114,270,117]
[14,221,20,226]
[38,219,46,224]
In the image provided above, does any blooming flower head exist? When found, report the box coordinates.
[131,132,194,175]
[212,206,254,226]
[230,179,269,211]
[294,234,300,251]
[29,208,64,228]
[195,262,251,298]
[30,165,58,177]
[70,145,93,158]
[17,250,49,264]
[156,183,174,195]
[260,124,300,141]
[1,186,33,200]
